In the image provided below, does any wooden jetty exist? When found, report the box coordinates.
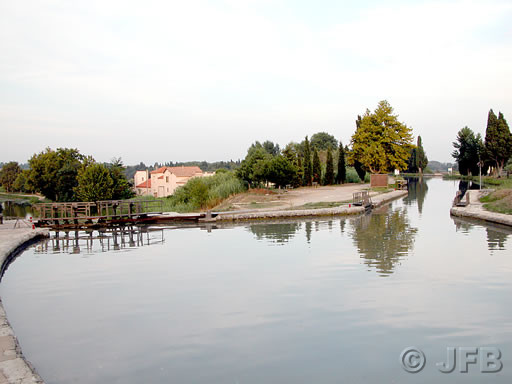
[32,200,215,229]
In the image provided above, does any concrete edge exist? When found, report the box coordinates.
[371,189,409,208]
[450,206,512,227]
[450,189,512,227]
[215,189,408,222]
[0,228,49,384]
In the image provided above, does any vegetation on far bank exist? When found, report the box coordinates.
[0,149,134,202]
[1,99,429,213]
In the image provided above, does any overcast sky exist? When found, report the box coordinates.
[1,0,511,165]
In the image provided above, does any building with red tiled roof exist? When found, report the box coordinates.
[134,166,212,197]
[135,179,151,189]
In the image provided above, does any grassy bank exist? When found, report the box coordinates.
[480,189,512,215]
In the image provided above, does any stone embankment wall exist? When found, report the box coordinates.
[0,222,49,384]
[216,189,408,222]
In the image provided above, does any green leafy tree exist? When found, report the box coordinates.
[74,162,114,202]
[282,143,296,163]
[336,141,346,184]
[416,136,428,173]
[236,146,271,187]
[0,161,21,192]
[266,155,297,188]
[108,158,135,199]
[324,148,334,185]
[28,148,85,201]
[303,136,312,186]
[452,126,484,176]
[249,140,280,156]
[349,101,414,173]
[262,140,280,156]
[310,132,338,151]
[312,148,321,184]
[12,170,33,193]
[484,110,512,176]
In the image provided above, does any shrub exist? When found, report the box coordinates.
[167,172,246,212]
[346,167,362,183]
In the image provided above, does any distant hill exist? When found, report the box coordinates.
[427,161,457,172]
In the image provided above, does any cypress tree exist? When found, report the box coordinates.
[296,155,304,187]
[303,136,312,186]
[324,148,334,185]
[336,141,346,184]
[485,110,512,176]
[407,148,418,173]
[416,136,428,173]
[312,148,321,184]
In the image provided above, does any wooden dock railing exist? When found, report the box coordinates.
[353,191,372,207]
[32,200,163,220]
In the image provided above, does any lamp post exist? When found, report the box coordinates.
[478,160,482,190]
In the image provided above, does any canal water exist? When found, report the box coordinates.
[1,178,511,383]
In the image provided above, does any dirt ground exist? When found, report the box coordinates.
[215,183,378,212]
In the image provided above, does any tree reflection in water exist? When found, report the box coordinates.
[403,177,429,214]
[351,208,418,276]
[305,221,312,243]
[486,227,509,251]
[249,222,302,244]
[452,216,511,252]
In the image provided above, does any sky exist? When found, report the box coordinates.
[1,0,511,165]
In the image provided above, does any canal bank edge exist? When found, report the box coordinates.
[450,190,512,227]
[215,189,408,222]
[0,223,49,384]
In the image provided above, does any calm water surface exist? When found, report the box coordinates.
[1,178,512,383]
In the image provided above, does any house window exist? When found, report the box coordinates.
[167,188,169,192]
[166,176,169,182]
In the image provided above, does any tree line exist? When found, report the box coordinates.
[452,109,511,176]
[235,135,350,188]
[0,148,133,201]
[236,100,427,188]
[1,100,428,200]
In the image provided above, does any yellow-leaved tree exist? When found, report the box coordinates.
[349,100,414,174]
